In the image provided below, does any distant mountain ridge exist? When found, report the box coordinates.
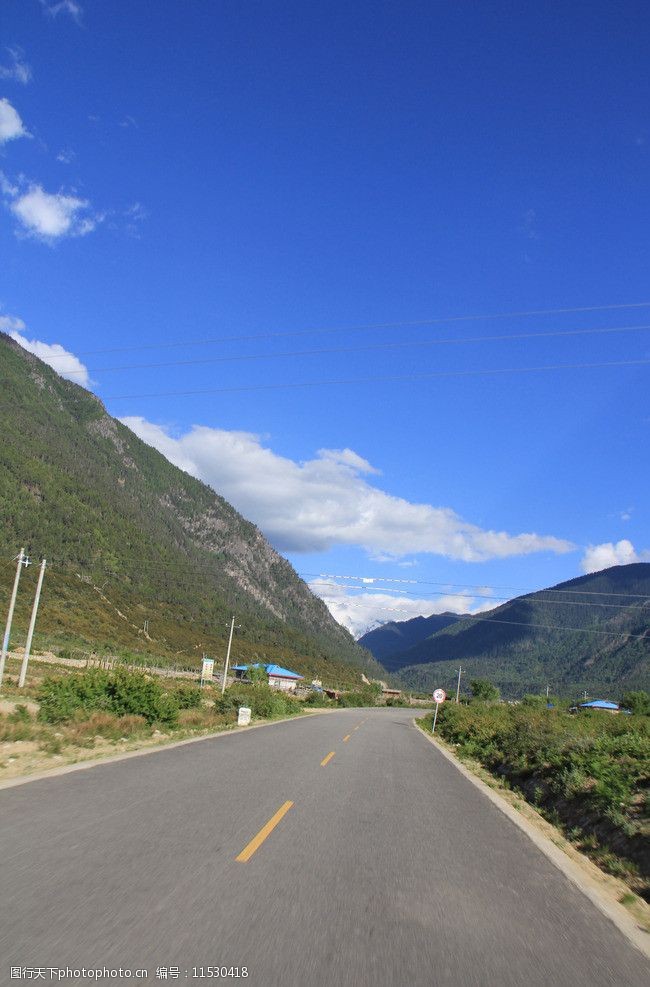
[358,612,462,670]
[392,565,650,697]
[0,333,382,685]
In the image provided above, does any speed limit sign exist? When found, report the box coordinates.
[431,688,446,733]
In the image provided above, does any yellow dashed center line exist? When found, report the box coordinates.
[320,751,336,767]
[235,800,294,863]
[343,734,351,742]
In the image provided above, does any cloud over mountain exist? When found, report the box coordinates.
[581,539,650,573]
[1,317,91,385]
[122,416,574,561]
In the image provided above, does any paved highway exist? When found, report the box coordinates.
[1,709,648,986]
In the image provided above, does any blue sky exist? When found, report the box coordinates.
[1,1,649,635]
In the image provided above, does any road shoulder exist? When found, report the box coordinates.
[414,717,650,960]
[0,709,331,792]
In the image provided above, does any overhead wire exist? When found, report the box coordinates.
[301,572,650,598]
[45,321,650,378]
[4,553,648,639]
[11,554,649,601]
[102,357,650,401]
[34,299,650,360]
[307,579,650,610]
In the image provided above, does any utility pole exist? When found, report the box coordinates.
[455,666,462,703]
[221,616,240,695]
[18,559,46,689]
[546,684,550,699]
[0,549,30,688]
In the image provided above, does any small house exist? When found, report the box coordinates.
[265,663,304,692]
[232,662,304,693]
[577,700,621,714]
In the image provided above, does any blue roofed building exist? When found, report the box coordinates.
[577,700,621,713]
[232,662,304,692]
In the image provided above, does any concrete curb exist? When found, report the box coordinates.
[414,718,650,962]
[0,709,331,792]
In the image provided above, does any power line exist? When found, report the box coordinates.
[452,613,650,640]
[14,556,649,601]
[33,299,650,360]
[308,579,650,610]
[326,600,649,638]
[102,357,650,401]
[302,572,650,599]
[4,554,648,641]
[47,321,650,378]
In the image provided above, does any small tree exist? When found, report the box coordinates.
[470,678,500,702]
[620,690,650,715]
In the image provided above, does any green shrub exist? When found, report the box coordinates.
[620,690,650,716]
[470,679,500,702]
[174,684,203,710]
[303,691,332,707]
[38,668,179,726]
[430,700,649,891]
[336,688,379,708]
[214,683,300,719]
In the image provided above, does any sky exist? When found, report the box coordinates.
[1,1,649,637]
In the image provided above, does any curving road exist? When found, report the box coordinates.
[1,708,648,986]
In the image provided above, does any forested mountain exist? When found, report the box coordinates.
[358,612,462,670]
[395,565,650,697]
[0,334,382,686]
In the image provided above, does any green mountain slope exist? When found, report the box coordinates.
[395,565,650,697]
[358,612,461,669]
[0,334,383,686]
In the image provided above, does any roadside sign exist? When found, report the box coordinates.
[200,656,214,686]
[431,688,446,733]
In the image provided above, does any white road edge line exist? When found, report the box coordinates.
[414,717,650,961]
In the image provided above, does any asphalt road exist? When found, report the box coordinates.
[1,709,648,987]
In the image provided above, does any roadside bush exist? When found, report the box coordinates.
[337,687,380,708]
[214,683,300,719]
[38,668,179,726]
[303,691,332,708]
[174,684,203,710]
[620,690,650,716]
[430,701,650,894]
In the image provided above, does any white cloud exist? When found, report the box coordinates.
[40,1,83,22]
[56,147,75,164]
[0,98,28,143]
[1,316,91,386]
[121,416,574,561]
[308,579,495,637]
[6,183,99,241]
[581,540,650,573]
[124,201,147,237]
[0,172,18,196]
[0,48,32,85]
